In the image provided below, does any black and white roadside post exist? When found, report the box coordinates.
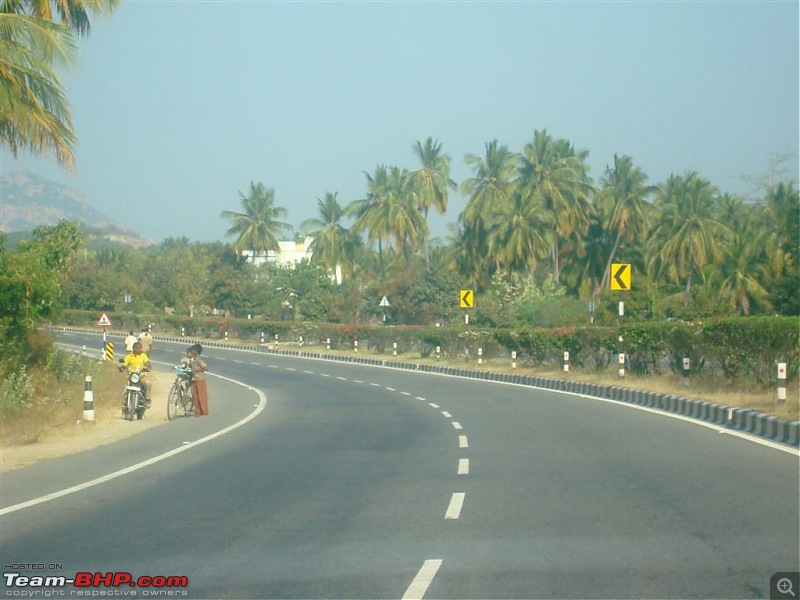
[682,357,691,386]
[564,351,570,373]
[326,338,331,351]
[274,334,279,351]
[379,295,390,325]
[589,299,596,325]
[512,350,517,369]
[618,301,625,379]
[478,347,483,365]
[299,335,304,348]
[777,362,787,403]
[182,327,186,337]
[260,331,265,345]
[224,331,228,341]
[393,342,398,357]
[82,376,95,422]
[354,340,358,353]
[610,264,631,380]
[436,346,441,361]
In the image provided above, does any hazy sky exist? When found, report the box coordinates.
[3,0,799,243]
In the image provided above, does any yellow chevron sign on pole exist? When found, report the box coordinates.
[460,289,474,309]
[610,263,631,291]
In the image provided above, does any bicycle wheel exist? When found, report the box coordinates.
[167,382,182,420]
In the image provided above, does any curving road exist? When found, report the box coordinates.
[1,332,798,599]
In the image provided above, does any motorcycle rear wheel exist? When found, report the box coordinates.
[122,391,135,421]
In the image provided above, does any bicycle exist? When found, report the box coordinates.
[167,364,194,420]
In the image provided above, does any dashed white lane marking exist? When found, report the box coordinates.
[370,383,381,387]
[303,370,314,374]
[416,396,426,401]
[459,435,469,448]
[337,376,347,381]
[458,459,470,475]
[354,380,364,384]
[233,360,243,363]
[217,357,226,361]
[401,391,411,396]
[286,367,296,371]
[249,362,260,366]
[451,421,463,430]
[441,411,452,418]
[429,403,440,408]
[386,387,396,391]
[320,373,330,377]
[403,559,443,600]
[268,365,279,369]
[445,492,465,519]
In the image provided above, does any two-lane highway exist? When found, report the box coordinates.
[1,332,797,599]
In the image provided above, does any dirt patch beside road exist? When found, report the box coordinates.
[0,372,172,473]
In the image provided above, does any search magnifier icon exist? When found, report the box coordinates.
[778,578,796,597]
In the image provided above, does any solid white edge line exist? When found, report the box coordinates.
[445,492,465,519]
[402,559,443,600]
[458,458,469,474]
[0,372,268,517]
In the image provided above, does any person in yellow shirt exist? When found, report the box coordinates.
[119,341,152,407]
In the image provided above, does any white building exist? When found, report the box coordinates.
[241,238,343,284]
[241,238,314,267]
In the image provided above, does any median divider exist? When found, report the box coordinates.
[54,326,799,448]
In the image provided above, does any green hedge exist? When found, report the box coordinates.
[59,311,798,384]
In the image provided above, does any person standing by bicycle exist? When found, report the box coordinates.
[119,341,152,408]
[187,343,209,417]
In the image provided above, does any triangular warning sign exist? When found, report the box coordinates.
[96,312,113,327]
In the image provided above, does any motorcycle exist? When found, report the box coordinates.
[119,359,149,421]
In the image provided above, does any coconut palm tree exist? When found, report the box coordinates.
[516,129,593,285]
[3,0,119,36]
[221,182,292,257]
[649,172,730,297]
[348,165,392,282]
[301,191,353,281]
[487,190,554,277]
[0,12,77,168]
[385,165,426,265]
[597,154,655,292]
[412,137,456,268]
[459,140,518,288]
[705,222,770,315]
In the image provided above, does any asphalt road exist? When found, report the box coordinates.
[1,332,798,599]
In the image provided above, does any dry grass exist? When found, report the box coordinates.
[0,361,129,447]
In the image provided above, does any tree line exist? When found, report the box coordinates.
[217,133,798,322]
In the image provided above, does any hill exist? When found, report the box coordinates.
[0,171,155,248]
